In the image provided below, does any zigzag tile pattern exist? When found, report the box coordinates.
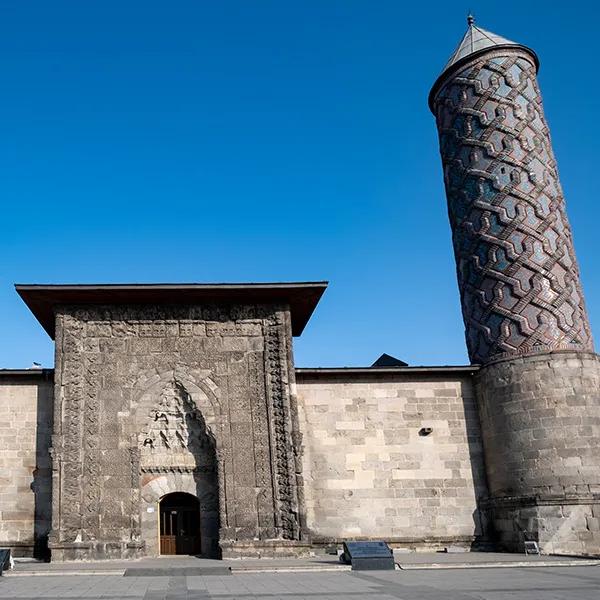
[433,51,593,364]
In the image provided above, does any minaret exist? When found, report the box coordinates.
[430,17,600,554]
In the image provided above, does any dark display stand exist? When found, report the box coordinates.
[0,549,11,576]
[341,541,395,570]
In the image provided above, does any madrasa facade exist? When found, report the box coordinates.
[1,19,599,562]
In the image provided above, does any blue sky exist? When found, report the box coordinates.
[1,1,599,368]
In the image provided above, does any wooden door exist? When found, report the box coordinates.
[159,494,201,555]
[160,535,177,555]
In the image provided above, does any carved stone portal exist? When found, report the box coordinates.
[49,302,304,560]
[140,379,216,473]
[139,379,219,557]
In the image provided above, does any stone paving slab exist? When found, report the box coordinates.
[124,567,231,577]
[9,551,599,577]
[392,551,598,564]
[1,567,600,599]
[392,551,600,570]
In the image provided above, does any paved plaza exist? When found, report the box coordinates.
[1,566,599,599]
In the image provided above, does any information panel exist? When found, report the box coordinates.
[341,541,395,571]
[0,549,11,576]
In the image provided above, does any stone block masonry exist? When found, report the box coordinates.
[296,368,488,549]
[430,19,600,555]
[1,17,595,562]
[476,351,600,555]
[2,363,496,559]
[49,302,303,561]
[0,371,53,558]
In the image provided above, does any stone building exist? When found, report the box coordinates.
[0,18,599,561]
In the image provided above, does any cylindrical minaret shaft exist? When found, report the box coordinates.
[430,18,600,556]
[429,21,593,365]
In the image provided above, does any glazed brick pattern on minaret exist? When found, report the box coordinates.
[430,21,600,556]
[431,48,593,364]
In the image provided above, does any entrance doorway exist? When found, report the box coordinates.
[159,492,201,555]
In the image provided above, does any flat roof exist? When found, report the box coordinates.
[0,366,478,380]
[0,368,54,379]
[295,365,478,377]
[15,282,328,339]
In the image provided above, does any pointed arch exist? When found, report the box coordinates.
[137,378,217,471]
[129,370,224,558]
[129,370,222,446]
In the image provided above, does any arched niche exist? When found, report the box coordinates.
[133,376,222,558]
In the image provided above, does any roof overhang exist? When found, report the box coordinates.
[15,282,328,339]
[0,368,54,380]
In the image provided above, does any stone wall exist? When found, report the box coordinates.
[50,303,302,560]
[295,368,488,549]
[0,371,53,557]
[476,351,600,555]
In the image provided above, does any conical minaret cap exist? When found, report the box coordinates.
[428,16,539,112]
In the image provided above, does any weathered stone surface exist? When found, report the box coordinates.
[4,349,599,558]
[296,371,488,548]
[431,22,600,557]
[49,303,303,560]
[476,352,600,554]
[0,373,53,558]
[1,24,597,564]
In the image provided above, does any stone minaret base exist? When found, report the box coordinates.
[475,352,600,555]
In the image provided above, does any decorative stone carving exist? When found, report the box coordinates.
[128,447,141,541]
[50,302,303,560]
[58,313,85,541]
[83,352,101,536]
[431,23,600,556]
[140,466,215,473]
[264,314,299,540]
[139,379,216,473]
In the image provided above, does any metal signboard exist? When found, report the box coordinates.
[341,541,395,570]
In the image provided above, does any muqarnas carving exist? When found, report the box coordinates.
[140,380,217,483]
